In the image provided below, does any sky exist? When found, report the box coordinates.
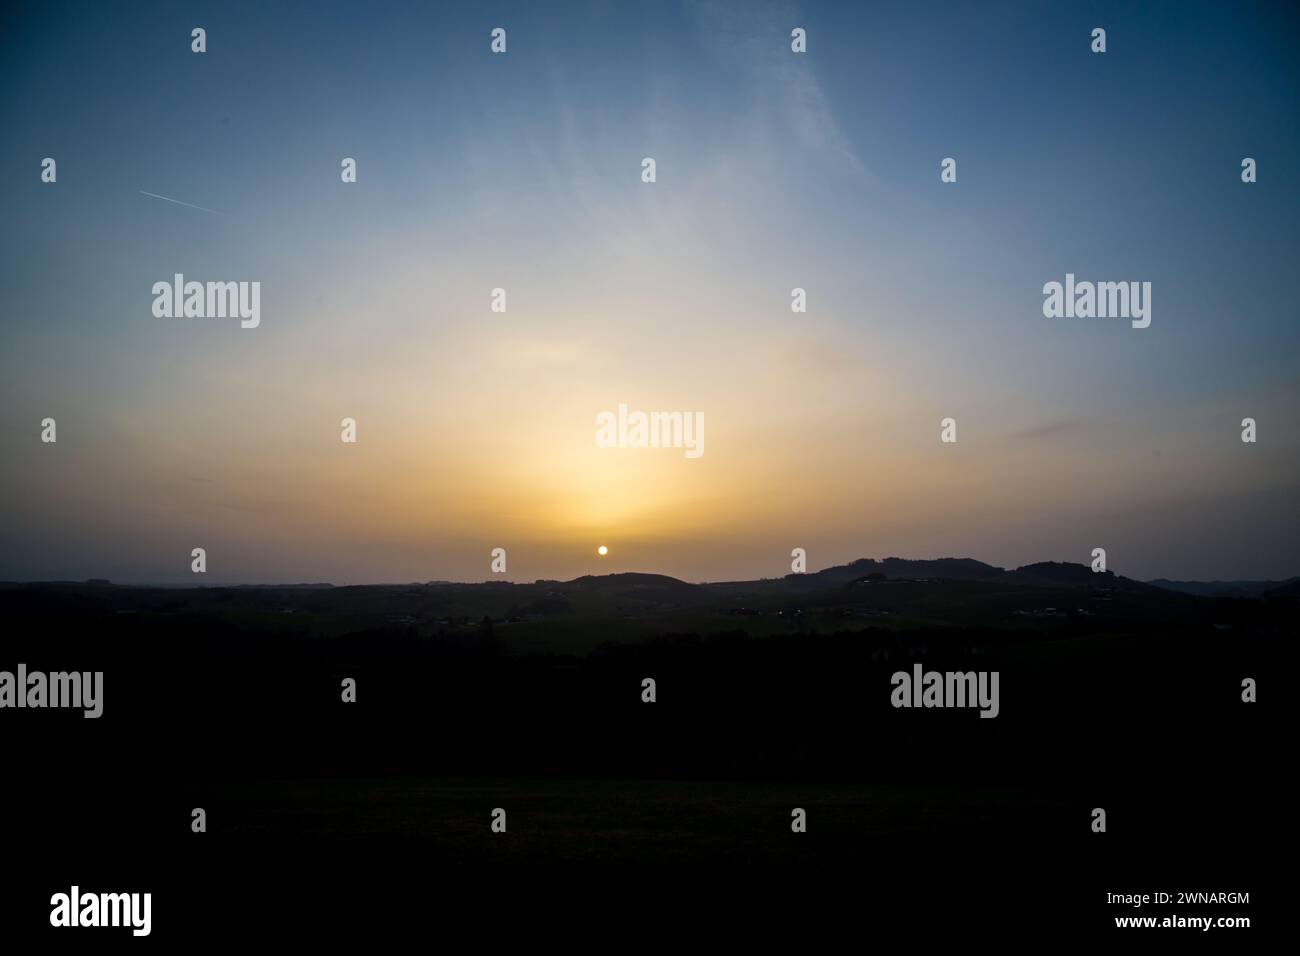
[1,0,1298,584]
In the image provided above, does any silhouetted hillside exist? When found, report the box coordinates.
[564,572,694,591]
[1263,579,1300,598]
[765,556,1158,594]
[1001,561,1159,592]
[777,556,1003,589]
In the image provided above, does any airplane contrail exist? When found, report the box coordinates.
[138,190,223,215]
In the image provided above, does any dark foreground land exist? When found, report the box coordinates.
[0,559,1291,940]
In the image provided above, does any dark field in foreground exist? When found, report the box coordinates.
[175,777,1072,862]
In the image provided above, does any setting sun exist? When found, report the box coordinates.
[597,545,608,556]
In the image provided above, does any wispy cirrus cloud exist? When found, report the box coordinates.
[686,0,868,179]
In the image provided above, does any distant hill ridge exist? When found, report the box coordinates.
[771,557,1159,593]
[1150,577,1300,598]
[4,560,1294,596]
[558,557,1161,594]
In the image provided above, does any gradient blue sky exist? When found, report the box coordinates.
[2,0,1298,583]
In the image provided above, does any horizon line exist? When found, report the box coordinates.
[4,555,1298,590]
